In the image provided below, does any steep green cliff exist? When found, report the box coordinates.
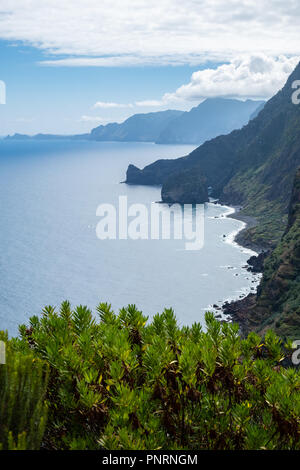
[161,168,208,204]
[256,168,300,338]
[224,168,300,340]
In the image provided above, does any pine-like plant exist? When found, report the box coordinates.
[1,303,299,450]
[0,332,49,450]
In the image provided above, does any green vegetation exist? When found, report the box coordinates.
[0,331,48,450]
[161,168,208,204]
[224,169,289,249]
[1,304,299,450]
[253,168,300,338]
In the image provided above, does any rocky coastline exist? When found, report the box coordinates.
[220,206,268,334]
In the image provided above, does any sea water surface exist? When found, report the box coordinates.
[0,140,261,335]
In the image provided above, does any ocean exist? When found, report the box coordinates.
[0,140,261,335]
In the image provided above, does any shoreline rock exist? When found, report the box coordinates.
[222,294,257,336]
[246,250,271,273]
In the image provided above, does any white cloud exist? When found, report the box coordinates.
[40,55,221,68]
[162,55,300,102]
[80,115,110,123]
[135,100,164,107]
[0,1,300,67]
[93,101,133,109]
[86,55,300,118]
[15,117,35,123]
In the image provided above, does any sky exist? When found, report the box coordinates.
[0,0,300,135]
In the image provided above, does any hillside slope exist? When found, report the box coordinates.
[126,62,300,248]
[156,98,264,145]
[224,168,300,340]
[256,167,300,338]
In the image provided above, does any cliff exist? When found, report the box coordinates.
[126,62,300,248]
[224,168,300,340]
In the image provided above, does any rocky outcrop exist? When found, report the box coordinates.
[222,295,257,334]
[125,159,185,186]
[126,164,149,185]
[246,251,270,273]
[126,163,209,203]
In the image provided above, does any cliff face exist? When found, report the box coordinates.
[125,159,185,186]
[256,168,300,338]
[161,169,208,204]
[126,62,300,248]
[224,168,300,340]
[126,163,208,204]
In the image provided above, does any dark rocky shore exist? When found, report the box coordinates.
[221,206,267,333]
[222,294,257,336]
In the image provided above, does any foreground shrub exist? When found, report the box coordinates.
[1,302,300,450]
[0,332,48,450]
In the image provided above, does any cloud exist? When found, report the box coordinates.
[79,115,111,123]
[135,100,164,107]
[0,1,300,67]
[39,55,221,68]
[162,55,300,102]
[93,101,133,109]
[87,55,300,117]
[15,117,35,123]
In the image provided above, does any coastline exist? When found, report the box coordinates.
[221,205,259,256]
[219,204,267,333]
[225,206,264,254]
[207,202,263,323]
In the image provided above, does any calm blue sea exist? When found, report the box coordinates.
[0,140,260,335]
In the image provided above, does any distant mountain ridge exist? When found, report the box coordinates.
[90,110,183,142]
[156,98,265,144]
[4,110,183,143]
[5,98,263,145]
[5,133,90,141]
